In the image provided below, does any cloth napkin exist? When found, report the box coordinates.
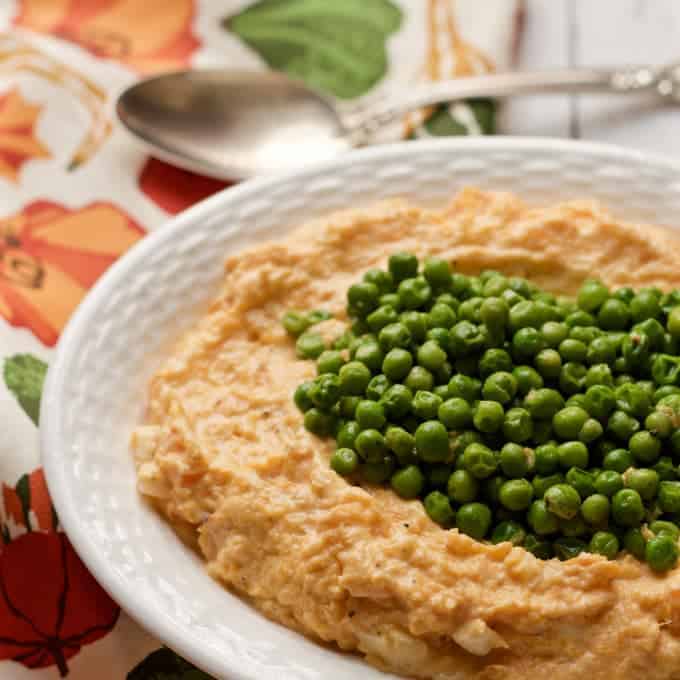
[0,1,522,677]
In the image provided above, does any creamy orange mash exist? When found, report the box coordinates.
[132,189,680,679]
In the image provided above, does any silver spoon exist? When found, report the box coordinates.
[116,64,680,180]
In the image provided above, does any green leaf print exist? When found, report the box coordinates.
[127,647,214,679]
[224,0,402,99]
[3,354,47,426]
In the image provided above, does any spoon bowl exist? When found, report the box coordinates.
[117,70,349,179]
[117,64,680,180]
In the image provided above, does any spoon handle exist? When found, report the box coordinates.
[346,64,676,143]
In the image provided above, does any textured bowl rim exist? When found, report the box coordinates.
[40,137,680,679]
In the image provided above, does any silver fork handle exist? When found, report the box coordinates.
[346,65,673,142]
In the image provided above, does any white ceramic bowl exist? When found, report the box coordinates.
[41,138,680,680]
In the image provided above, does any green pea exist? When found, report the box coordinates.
[508,300,543,331]
[652,353,680,386]
[503,407,533,443]
[417,340,447,372]
[438,398,473,430]
[363,268,394,295]
[581,494,610,526]
[435,293,458,311]
[541,321,569,348]
[629,431,661,464]
[398,277,432,310]
[509,366,541,397]
[559,338,587,363]
[347,282,380,317]
[366,304,399,333]
[473,400,505,433]
[602,448,634,473]
[502,288,524,309]
[595,470,624,498]
[534,443,559,475]
[447,469,479,503]
[613,287,635,304]
[650,520,680,542]
[491,520,527,546]
[365,374,391,401]
[553,406,589,440]
[522,388,563,420]
[390,465,425,499]
[566,467,595,498]
[630,289,661,323]
[499,442,533,478]
[355,400,386,430]
[645,411,673,438]
[458,297,483,323]
[668,306,680,338]
[336,420,360,449]
[615,383,652,419]
[339,361,372,395]
[385,426,416,464]
[296,332,326,359]
[450,430,482,459]
[423,257,452,290]
[331,448,359,476]
[607,410,640,442]
[499,479,533,511]
[482,371,517,404]
[382,349,413,382]
[658,481,680,513]
[404,366,434,392]
[624,528,647,560]
[449,321,487,357]
[612,488,644,526]
[415,420,450,463]
[653,456,677,482]
[595,298,629,331]
[512,327,546,360]
[622,467,659,501]
[579,418,603,444]
[309,374,342,410]
[427,303,457,330]
[589,531,620,559]
[448,374,482,402]
[480,296,509,334]
[566,311,597,328]
[479,349,512,379]
[380,385,412,421]
[645,535,679,572]
[412,390,442,420]
[400,311,428,343]
[584,384,616,420]
[282,310,311,337]
[388,252,418,283]
[544,483,581,519]
[483,275,509,297]
[361,455,396,483]
[434,384,451,400]
[378,322,412,352]
[523,533,554,559]
[570,325,602,344]
[558,362,587,395]
[462,443,498,479]
[586,337,617,365]
[451,273,471,298]
[456,502,492,539]
[528,499,560,535]
[317,350,345,375]
[426,464,452,489]
[534,349,562,379]
[584,363,614,389]
[378,293,400,310]
[294,381,314,412]
[332,330,355,351]
[577,279,609,312]
[355,429,387,463]
[303,408,336,437]
[423,490,455,527]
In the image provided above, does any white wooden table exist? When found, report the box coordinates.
[504,0,680,156]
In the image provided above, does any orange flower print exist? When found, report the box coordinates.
[0,87,50,182]
[0,201,144,346]
[13,0,201,74]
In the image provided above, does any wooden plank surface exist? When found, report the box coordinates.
[503,0,680,156]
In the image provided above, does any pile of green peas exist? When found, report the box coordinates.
[285,252,680,572]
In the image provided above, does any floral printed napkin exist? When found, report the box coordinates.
[0,1,522,677]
